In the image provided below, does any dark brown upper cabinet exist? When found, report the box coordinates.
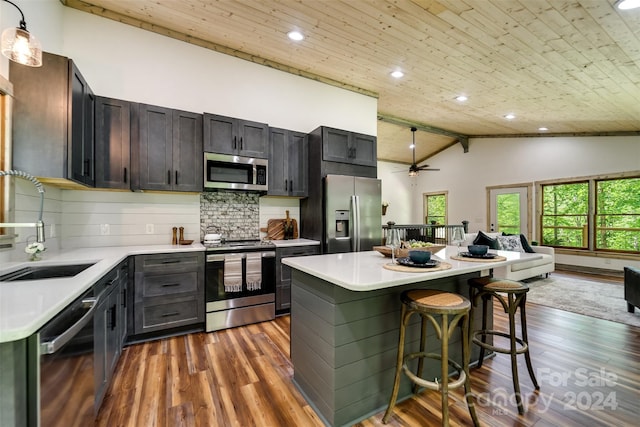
[268,127,308,197]
[95,97,131,189]
[321,127,377,167]
[11,52,95,186]
[132,104,203,192]
[203,113,269,159]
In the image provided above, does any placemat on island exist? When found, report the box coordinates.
[383,261,452,273]
[450,254,506,263]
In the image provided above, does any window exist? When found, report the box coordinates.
[540,174,639,254]
[424,192,447,224]
[541,182,589,249]
[595,177,640,252]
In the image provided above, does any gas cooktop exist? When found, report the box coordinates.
[202,239,275,252]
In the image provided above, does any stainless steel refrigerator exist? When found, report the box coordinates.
[324,174,382,253]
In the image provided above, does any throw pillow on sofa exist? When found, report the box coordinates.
[501,232,536,253]
[473,231,500,249]
[497,234,525,252]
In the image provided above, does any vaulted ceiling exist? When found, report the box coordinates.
[63,0,640,167]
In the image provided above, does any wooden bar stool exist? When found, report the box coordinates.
[382,289,480,426]
[468,276,540,414]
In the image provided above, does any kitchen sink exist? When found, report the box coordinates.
[0,263,96,282]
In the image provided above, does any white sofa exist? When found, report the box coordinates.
[462,232,555,281]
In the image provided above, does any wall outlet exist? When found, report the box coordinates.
[146,224,154,234]
[49,223,56,238]
[100,224,110,235]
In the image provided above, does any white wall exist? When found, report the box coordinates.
[2,1,377,135]
[411,135,640,271]
[377,161,413,225]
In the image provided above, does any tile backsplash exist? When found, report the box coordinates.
[200,192,260,240]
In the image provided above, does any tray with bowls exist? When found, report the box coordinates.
[373,244,445,258]
[396,257,441,268]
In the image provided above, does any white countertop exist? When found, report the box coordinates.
[0,244,205,343]
[269,238,320,247]
[282,246,542,292]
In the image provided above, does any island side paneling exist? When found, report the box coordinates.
[290,269,490,427]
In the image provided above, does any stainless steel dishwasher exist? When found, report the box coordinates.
[37,286,100,427]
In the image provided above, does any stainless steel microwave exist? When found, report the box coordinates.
[204,153,268,191]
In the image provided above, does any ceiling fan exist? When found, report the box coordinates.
[404,127,440,176]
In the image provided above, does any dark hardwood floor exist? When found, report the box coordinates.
[97,271,640,426]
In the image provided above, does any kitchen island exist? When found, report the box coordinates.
[282,246,542,426]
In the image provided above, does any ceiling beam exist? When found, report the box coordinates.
[470,131,640,138]
[378,114,470,153]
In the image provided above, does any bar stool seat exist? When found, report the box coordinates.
[468,276,540,415]
[382,289,480,426]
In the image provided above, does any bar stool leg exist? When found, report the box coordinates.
[520,295,540,390]
[441,313,450,426]
[461,312,481,426]
[476,294,490,368]
[382,304,410,423]
[507,293,525,415]
[413,315,428,394]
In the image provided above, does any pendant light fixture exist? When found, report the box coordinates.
[1,0,42,67]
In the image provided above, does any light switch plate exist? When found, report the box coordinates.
[146,224,154,234]
[100,224,110,235]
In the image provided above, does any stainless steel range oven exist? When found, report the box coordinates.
[205,240,276,331]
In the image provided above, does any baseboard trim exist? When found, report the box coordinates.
[556,263,623,277]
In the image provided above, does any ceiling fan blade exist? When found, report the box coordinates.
[417,166,440,171]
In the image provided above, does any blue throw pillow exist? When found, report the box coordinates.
[473,231,499,249]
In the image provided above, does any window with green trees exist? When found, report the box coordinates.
[540,176,639,253]
[424,193,446,224]
[595,177,640,252]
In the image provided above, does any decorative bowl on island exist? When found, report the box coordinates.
[409,250,431,264]
[467,245,489,256]
[373,241,445,258]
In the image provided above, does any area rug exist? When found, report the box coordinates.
[523,276,640,328]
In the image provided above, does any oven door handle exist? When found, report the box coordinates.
[39,292,101,355]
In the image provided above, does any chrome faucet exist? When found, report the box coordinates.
[0,170,45,243]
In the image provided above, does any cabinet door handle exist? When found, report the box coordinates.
[161,283,180,287]
[233,136,237,150]
[160,260,181,264]
[161,311,180,318]
[110,304,117,330]
[240,137,243,150]
[290,179,294,191]
[84,159,91,176]
[175,170,179,186]
[123,167,128,183]
[121,287,126,308]
[167,170,171,185]
[285,179,288,191]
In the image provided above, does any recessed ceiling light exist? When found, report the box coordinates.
[287,31,304,41]
[455,95,468,102]
[538,127,549,131]
[390,70,404,78]
[616,0,640,10]
[504,113,516,120]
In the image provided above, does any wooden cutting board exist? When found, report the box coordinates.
[262,218,299,240]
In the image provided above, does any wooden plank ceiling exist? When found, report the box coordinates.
[64,0,640,166]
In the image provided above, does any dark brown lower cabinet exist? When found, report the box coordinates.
[132,252,204,336]
[275,245,320,313]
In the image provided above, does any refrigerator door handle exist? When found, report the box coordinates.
[352,195,361,251]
